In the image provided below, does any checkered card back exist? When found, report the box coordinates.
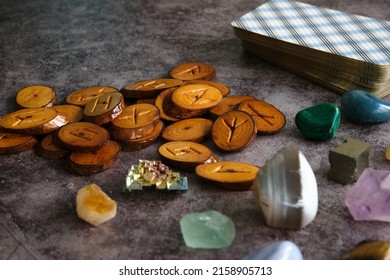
[231,0,390,66]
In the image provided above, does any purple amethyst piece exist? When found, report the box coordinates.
[345,168,390,222]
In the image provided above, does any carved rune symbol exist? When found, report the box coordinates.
[90,95,112,112]
[135,80,167,90]
[221,117,248,142]
[165,146,201,157]
[213,165,251,174]
[177,65,201,76]
[69,128,98,142]
[246,103,275,125]
[186,88,209,105]
[76,88,105,101]
[76,94,96,101]
[12,115,34,126]
[121,107,152,124]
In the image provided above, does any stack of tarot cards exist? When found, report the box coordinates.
[231,0,390,97]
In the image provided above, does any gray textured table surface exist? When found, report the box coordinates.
[1,0,390,260]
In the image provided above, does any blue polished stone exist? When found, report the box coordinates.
[340,89,390,123]
[244,241,303,260]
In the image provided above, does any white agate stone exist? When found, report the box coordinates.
[253,147,318,229]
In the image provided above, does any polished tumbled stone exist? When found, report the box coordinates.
[295,103,341,140]
[253,147,318,229]
[180,210,235,249]
[328,138,371,185]
[345,168,390,222]
[340,89,390,123]
[244,241,303,260]
[342,240,390,260]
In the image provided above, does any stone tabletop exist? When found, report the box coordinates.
[1,0,390,260]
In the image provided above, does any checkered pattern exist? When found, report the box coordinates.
[231,0,390,65]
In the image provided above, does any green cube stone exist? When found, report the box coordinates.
[180,210,235,249]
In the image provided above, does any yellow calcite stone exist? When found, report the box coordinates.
[76,183,117,226]
[386,146,390,161]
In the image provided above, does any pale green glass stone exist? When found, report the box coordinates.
[180,210,235,249]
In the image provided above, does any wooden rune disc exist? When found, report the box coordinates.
[120,78,183,99]
[162,118,212,143]
[171,84,223,110]
[54,122,110,152]
[183,80,230,96]
[237,100,286,134]
[119,120,164,152]
[83,92,124,125]
[16,85,57,108]
[212,110,257,152]
[35,133,70,160]
[0,107,68,135]
[109,103,160,140]
[170,62,216,81]
[0,131,37,154]
[155,87,180,122]
[158,140,217,172]
[66,86,118,107]
[195,161,260,191]
[209,95,255,118]
[52,105,83,123]
[164,84,223,119]
[66,140,121,175]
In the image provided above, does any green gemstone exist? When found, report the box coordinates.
[180,210,235,249]
[295,103,341,140]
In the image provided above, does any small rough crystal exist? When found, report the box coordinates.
[76,183,117,227]
[345,168,390,222]
[123,160,188,192]
[180,210,235,249]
